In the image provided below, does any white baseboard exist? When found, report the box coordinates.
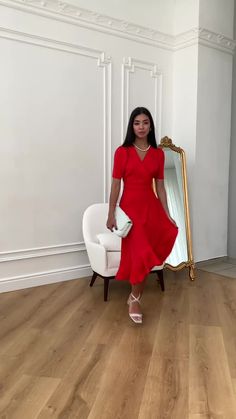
[0,265,93,293]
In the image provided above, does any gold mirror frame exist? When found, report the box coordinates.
[160,136,195,281]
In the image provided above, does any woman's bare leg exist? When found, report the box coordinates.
[132,278,146,296]
[129,278,147,316]
[139,278,147,296]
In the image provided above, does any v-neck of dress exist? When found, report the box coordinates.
[133,145,151,163]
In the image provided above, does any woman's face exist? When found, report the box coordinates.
[133,113,151,140]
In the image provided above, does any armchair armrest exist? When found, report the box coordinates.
[85,241,107,275]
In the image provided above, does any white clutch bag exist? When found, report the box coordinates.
[113,206,133,238]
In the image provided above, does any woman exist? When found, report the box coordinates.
[106,107,178,324]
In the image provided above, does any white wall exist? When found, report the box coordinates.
[173,0,234,262]
[193,0,234,261]
[194,46,233,261]
[228,0,236,258]
[174,0,234,37]
[0,0,235,291]
[174,0,199,35]
[172,45,198,178]
[199,0,234,38]
[0,1,173,291]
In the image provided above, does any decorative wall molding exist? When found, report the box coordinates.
[0,25,101,57]
[0,0,235,54]
[0,26,112,202]
[121,57,162,141]
[97,52,112,200]
[0,0,174,50]
[198,28,236,54]
[0,264,92,293]
[0,26,111,279]
[0,242,86,262]
[174,28,236,54]
[1,263,90,282]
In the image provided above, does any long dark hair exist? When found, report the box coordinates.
[123,107,158,148]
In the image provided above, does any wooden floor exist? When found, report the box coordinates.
[0,269,236,419]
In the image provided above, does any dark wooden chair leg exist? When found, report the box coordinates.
[90,271,98,287]
[157,270,165,292]
[104,278,110,301]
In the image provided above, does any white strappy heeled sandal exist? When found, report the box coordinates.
[127,293,143,324]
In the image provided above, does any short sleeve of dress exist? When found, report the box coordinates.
[156,148,165,180]
[112,146,127,179]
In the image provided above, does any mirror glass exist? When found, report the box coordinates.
[164,148,188,267]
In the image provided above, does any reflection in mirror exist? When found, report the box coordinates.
[160,137,195,280]
[164,149,188,266]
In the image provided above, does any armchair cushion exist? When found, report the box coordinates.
[96,232,121,251]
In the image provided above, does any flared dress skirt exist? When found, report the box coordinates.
[112,145,178,285]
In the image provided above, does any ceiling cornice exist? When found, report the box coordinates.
[1,0,235,54]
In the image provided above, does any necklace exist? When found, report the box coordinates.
[134,144,151,152]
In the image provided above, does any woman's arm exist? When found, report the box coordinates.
[155,179,176,225]
[106,178,121,231]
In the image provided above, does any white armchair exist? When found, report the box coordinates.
[82,203,165,301]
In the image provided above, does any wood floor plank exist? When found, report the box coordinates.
[0,324,40,357]
[189,271,220,326]
[138,357,188,419]
[0,355,24,401]
[0,282,68,354]
[27,279,89,331]
[37,342,109,419]
[87,340,150,419]
[85,281,163,419]
[212,278,236,379]
[0,374,60,418]
[0,283,59,314]
[189,325,236,418]
[233,379,236,395]
[0,330,60,399]
[0,271,236,418]
[189,414,216,418]
[137,276,189,419]
[21,297,107,379]
[38,283,163,419]
[152,284,189,360]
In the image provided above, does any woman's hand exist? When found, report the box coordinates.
[106,213,117,232]
[107,179,121,231]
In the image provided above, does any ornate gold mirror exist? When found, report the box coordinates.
[159,136,195,280]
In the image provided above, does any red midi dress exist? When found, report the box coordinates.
[112,145,178,285]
